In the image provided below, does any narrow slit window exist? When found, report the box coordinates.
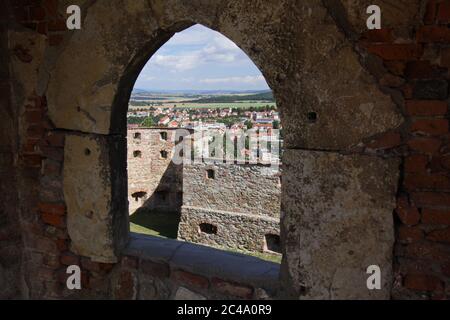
[199,223,217,234]
[206,169,215,179]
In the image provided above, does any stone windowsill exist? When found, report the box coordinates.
[124,233,280,293]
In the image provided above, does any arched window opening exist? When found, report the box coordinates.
[126,24,282,265]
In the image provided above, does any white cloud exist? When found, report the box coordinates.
[150,54,200,71]
[148,25,244,71]
[200,75,266,85]
[136,24,269,90]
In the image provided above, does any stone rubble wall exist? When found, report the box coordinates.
[127,128,182,214]
[178,206,280,254]
[182,160,281,218]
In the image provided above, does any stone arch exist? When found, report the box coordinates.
[41,0,404,299]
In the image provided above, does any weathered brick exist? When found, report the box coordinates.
[80,257,114,273]
[422,208,450,225]
[413,80,448,100]
[171,270,209,290]
[441,261,450,277]
[424,0,438,24]
[24,110,43,123]
[396,196,421,226]
[402,242,450,262]
[404,274,443,292]
[55,239,68,251]
[440,47,450,68]
[41,212,65,228]
[366,132,402,149]
[365,44,423,61]
[43,0,59,17]
[398,226,424,243]
[437,1,450,23]
[140,259,169,278]
[411,119,449,136]
[40,146,64,161]
[121,256,138,269]
[411,191,450,207]
[38,202,65,215]
[14,7,29,22]
[404,173,450,190]
[47,20,66,32]
[36,22,47,35]
[408,138,441,154]
[405,61,441,79]
[405,155,428,173]
[60,252,80,266]
[405,100,447,116]
[37,267,56,281]
[361,29,393,43]
[22,154,42,167]
[418,26,450,43]
[211,278,253,299]
[114,270,136,300]
[427,227,450,243]
[29,6,46,21]
[26,125,45,139]
[42,159,61,176]
[46,132,65,147]
[396,257,436,275]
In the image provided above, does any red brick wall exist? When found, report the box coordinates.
[359,0,450,300]
[8,0,114,298]
[0,0,22,299]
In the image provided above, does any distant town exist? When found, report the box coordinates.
[127,89,281,132]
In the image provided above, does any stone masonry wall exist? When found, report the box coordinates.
[182,161,281,218]
[178,160,281,253]
[127,128,182,214]
[3,0,450,300]
[178,206,280,254]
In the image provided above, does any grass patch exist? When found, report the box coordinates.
[130,208,281,264]
[130,209,180,238]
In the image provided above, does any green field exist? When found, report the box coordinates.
[172,102,276,109]
[130,209,281,264]
[129,101,276,110]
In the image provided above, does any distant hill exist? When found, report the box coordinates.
[132,88,149,94]
[132,89,271,95]
[183,91,274,103]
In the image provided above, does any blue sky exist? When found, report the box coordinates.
[134,24,270,91]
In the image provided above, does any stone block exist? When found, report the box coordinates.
[281,149,399,299]
[64,134,128,263]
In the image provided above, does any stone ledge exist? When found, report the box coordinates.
[124,233,280,294]
[182,205,279,222]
